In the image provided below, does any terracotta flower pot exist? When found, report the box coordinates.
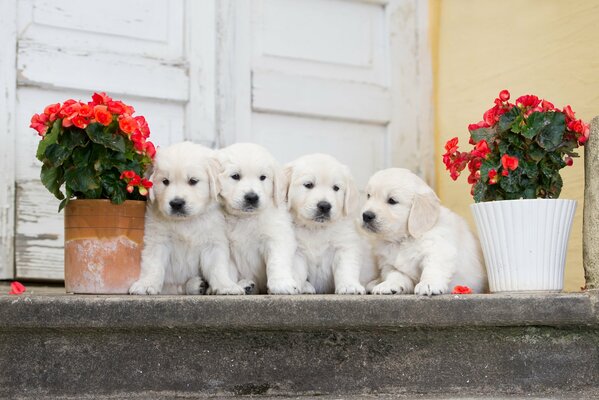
[64,199,146,294]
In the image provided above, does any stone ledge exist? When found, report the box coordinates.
[1,291,598,330]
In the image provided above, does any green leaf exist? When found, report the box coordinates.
[536,112,566,150]
[499,170,520,193]
[64,166,99,193]
[45,143,71,167]
[71,143,93,168]
[521,112,546,140]
[60,129,88,150]
[86,123,126,153]
[40,164,65,200]
[36,120,61,161]
[497,107,520,133]
[528,144,546,162]
[473,181,486,203]
[520,159,539,179]
[471,127,497,144]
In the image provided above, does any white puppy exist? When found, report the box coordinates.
[360,168,487,295]
[129,142,245,295]
[215,143,299,295]
[283,154,377,294]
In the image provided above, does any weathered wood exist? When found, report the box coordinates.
[0,0,17,279]
[387,0,435,185]
[584,116,599,289]
[185,0,216,146]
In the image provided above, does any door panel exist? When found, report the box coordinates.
[13,0,202,279]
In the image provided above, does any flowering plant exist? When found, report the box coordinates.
[30,92,155,211]
[443,90,589,202]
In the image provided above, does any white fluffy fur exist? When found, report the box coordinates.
[215,143,299,295]
[129,142,244,295]
[283,154,377,294]
[360,168,487,295]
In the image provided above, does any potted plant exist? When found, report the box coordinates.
[30,92,156,294]
[442,90,589,292]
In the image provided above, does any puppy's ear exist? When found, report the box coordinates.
[408,190,440,238]
[274,164,292,208]
[342,167,359,217]
[207,157,222,201]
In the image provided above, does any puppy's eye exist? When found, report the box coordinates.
[387,198,398,205]
[259,175,266,181]
[231,173,240,180]
[304,182,314,189]
[162,179,170,186]
[367,194,371,199]
[188,178,198,186]
[332,185,340,192]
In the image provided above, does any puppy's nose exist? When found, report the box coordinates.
[362,211,376,223]
[169,198,186,211]
[317,201,332,214]
[244,192,259,205]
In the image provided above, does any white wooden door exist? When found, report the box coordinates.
[5,0,213,280]
[0,0,431,280]
[216,0,433,187]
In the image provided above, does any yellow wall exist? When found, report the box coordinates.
[431,0,599,291]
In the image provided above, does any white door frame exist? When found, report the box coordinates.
[214,0,434,184]
[0,0,17,279]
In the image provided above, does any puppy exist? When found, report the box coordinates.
[129,142,245,295]
[360,168,487,295]
[283,154,377,294]
[215,143,299,294]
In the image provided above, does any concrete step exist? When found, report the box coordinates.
[0,291,598,399]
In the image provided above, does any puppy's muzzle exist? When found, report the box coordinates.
[169,197,187,216]
[243,191,260,210]
[314,201,332,222]
[362,210,378,232]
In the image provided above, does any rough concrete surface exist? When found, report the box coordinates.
[584,116,599,289]
[0,293,598,399]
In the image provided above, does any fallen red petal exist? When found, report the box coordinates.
[8,281,26,295]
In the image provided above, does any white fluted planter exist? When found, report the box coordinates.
[471,199,577,293]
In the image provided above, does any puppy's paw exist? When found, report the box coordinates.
[301,281,316,295]
[184,277,208,295]
[414,281,448,296]
[267,278,299,295]
[211,284,246,295]
[129,279,161,295]
[335,282,366,295]
[238,279,258,295]
[371,280,412,295]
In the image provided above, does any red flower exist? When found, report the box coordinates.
[30,113,49,136]
[60,100,81,118]
[141,178,153,189]
[91,92,112,106]
[144,141,156,159]
[107,100,134,116]
[445,137,459,153]
[488,169,498,184]
[501,154,519,171]
[120,170,136,180]
[78,103,94,118]
[471,140,491,159]
[44,103,61,121]
[565,156,574,166]
[135,116,150,138]
[468,120,490,131]
[94,105,112,126]
[9,281,26,295]
[118,116,137,134]
[71,115,89,129]
[563,105,576,121]
[451,285,472,294]
[499,90,510,102]
[515,94,540,109]
[540,99,555,112]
